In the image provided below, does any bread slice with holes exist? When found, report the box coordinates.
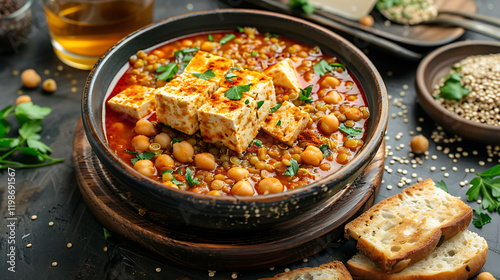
[347,230,488,280]
[259,261,353,280]
[344,178,472,273]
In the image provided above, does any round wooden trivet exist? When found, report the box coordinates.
[72,120,384,270]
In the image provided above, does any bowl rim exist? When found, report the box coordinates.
[82,8,389,204]
[415,40,500,138]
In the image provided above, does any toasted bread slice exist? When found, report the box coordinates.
[344,178,472,273]
[259,261,353,280]
[347,230,488,280]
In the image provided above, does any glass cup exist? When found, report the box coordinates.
[43,0,154,70]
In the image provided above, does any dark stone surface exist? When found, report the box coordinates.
[0,0,498,279]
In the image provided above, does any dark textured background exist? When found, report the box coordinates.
[0,0,499,279]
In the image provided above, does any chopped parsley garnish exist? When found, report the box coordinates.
[174,47,198,61]
[276,120,281,126]
[193,69,215,80]
[299,85,313,103]
[245,99,249,105]
[339,123,362,138]
[237,26,245,32]
[185,167,199,186]
[225,84,251,100]
[257,101,265,109]
[451,65,462,71]
[252,140,263,147]
[161,169,183,186]
[270,103,282,113]
[208,34,213,42]
[435,180,449,193]
[130,151,155,165]
[264,32,279,38]
[220,34,236,45]
[251,50,258,57]
[313,59,346,76]
[171,138,181,145]
[466,164,500,213]
[156,62,179,81]
[472,208,492,228]
[225,67,239,81]
[289,0,315,14]
[285,158,299,177]
[436,73,470,100]
[319,144,331,157]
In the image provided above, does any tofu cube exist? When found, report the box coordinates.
[198,88,260,153]
[107,85,156,120]
[262,101,311,146]
[263,58,301,95]
[155,73,216,135]
[184,51,234,86]
[220,69,276,123]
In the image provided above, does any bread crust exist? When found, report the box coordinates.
[344,178,472,273]
[259,261,353,280]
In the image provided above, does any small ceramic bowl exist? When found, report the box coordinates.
[82,9,388,231]
[415,40,500,144]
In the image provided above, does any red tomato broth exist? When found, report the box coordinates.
[104,28,369,196]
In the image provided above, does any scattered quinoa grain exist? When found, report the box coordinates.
[430,166,436,172]
[103,246,108,252]
[156,267,162,273]
[231,272,238,279]
[52,262,58,267]
[31,215,37,220]
[48,221,54,226]
[67,243,72,248]
[26,243,32,248]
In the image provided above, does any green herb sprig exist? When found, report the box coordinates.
[339,124,362,138]
[472,208,492,228]
[319,144,331,157]
[156,62,179,81]
[285,158,299,177]
[0,103,64,169]
[162,169,183,186]
[220,34,236,45]
[185,167,199,186]
[466,164,500,213]
[270,103,282,113]
[299,85,313,103]
[125,150,155,165]
[435,73,470,100]
[289,0,315,14]
[193,69,215,80]
[435,180,449,193]
[313,60,346,76]
[225,84,251,100]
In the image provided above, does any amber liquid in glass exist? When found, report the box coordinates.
[44,0,153,69]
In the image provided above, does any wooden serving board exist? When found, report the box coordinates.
[72,120,384,270]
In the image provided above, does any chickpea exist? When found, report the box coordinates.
[42,79,57,92]
[172,141,194,163]
[133,160,155,177]
[131,135,150,151]
[359,15,374,27]
[323,90,342,104]
[154,132,171,149]
[227,167,250,182]
[21,69,41,88]
[211,179,226,190]
[257,178,284,194]
[201,41,215,52]
[208,190,221,196]
[15,95,31,106]
[155,154,174,172]
[322,76,340,88]
[195,153,216,170]
[319,114,339,135]
[231,180,255,196]
[345,107,362,121]
[477,272,495,280]
[134,119,156,136]
[410,135,429,154]
[300,146,323,166]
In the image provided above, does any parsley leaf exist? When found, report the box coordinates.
[156,62,179,81]
[237,26,245,32]
[15,102,52,126]
[313,60,346,77]
[225,84,251,100]
[174,47,198,62]
[436,73,470,100]
[162,169,183,186]
[225,67,239,81]
[208,34,213,42]
[289,0,315,14]
[130,151,155,165]
[339,123,362,138]
[330,63,346,71]
[319,144,331,157]
[245,99,249,105]
[252,140,263,147]
[270,103,282,113]
[257,101,265,109]
[171,138,181,145]
[192,69,215,80]
[472,208,492,228]
[264,32,279,38]
[299,85,313,103]
[466,164,500,213]
[220,34,236,45]
[276,120,281,126]
[251,50,258,57]
[185,167,199,186]
[435,180,449,193]
[284,158,299,177]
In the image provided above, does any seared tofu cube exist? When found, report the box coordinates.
[198,88,260,153]
[184,51,234,86]
[263,58,301,94]
[155,73,216,135]
[262,101,311,146]
[107,85,156,120]
[220,69,276,123]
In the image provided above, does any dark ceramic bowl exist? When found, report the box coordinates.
[82,9,388,231]
[416,40,500,144]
